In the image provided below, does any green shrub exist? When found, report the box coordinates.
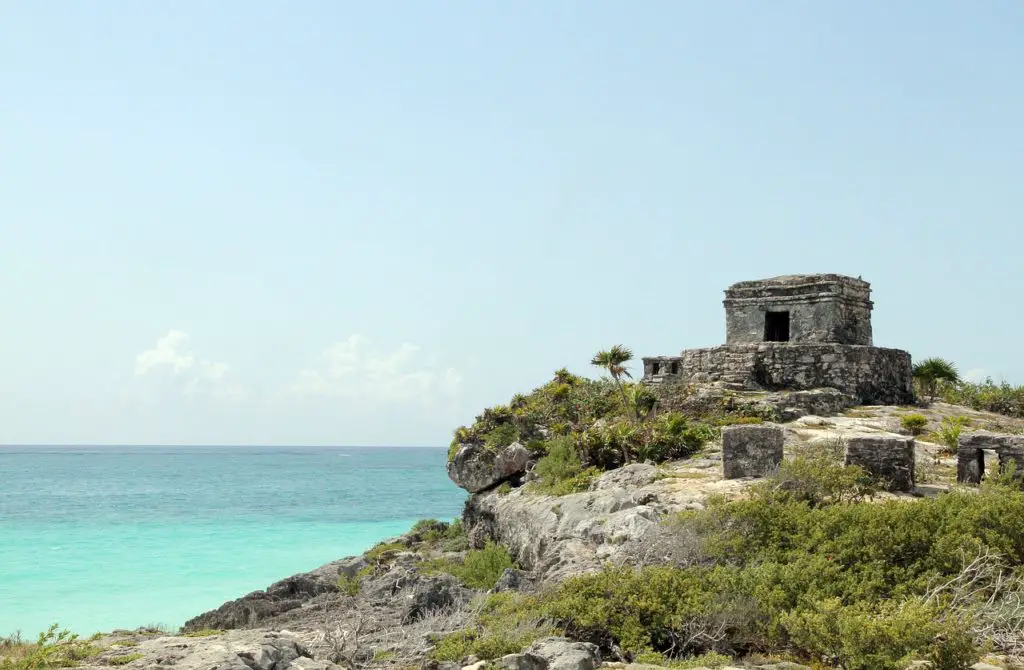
[365,541,407,565]
[456,542,515,589]
[530,436,600,495]
[781,597,974,670]
[483,423,520,450]
[576,414,716,468]
[423,542,517,590]
[429,592,553,662]
[412,519,469,552]
[900,413,929,436]
[337,573,361,596]
[496,482,513,496]
[107,654,144,666]
[937,416,971,453]
[942,378,1024,418]
[752,442,875,507]
[0,625,99,670]
[429,629,536,662]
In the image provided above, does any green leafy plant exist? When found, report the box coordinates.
[900,413,929,436]
[337,573,362,597]
[937,416,971,453]
[530,436,600,495]
[942,378,1024,418]
[0,625,99,670]
[107,654,143,666]
[913,358,960,402]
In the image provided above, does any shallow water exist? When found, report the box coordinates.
[0,446,465,636]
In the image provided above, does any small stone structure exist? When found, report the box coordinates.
[722,423,784,479]
[956,431,1024,484]
[843,435,916,492]
[642,274,914,405]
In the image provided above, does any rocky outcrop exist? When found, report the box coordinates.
[182,563,342,632]
[448,442,531,493]
[401,574,471,623]
[81,630,334,670]
[462,462,737,582]
[496,638,601,670]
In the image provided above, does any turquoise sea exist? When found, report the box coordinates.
[0,446,465,637]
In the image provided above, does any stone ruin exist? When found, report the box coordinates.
[843,435,916,492]
[642,274,914,405]
[721,425,917,491]
[722,424,784,479]
[956,431,1024,484]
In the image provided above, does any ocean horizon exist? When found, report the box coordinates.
[0,445,466,637]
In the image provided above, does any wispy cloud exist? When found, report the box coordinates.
[285,334,462,406]
[135,330,247,400]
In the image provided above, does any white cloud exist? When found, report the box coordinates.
[286,334,462,406]
[135,330,247,400]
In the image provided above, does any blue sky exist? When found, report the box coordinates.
[1,2,1021,446]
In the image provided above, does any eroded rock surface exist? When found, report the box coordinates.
[448,442,532,493]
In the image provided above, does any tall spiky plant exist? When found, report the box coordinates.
[913,357,960,402]
[591,345,635,463]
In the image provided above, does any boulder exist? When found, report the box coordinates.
[526,638,601,670]
[844,435,915,491]
[336,555,369,579]
[494,567,524,592]
[496,652,548,670]
[721,424,784,479]
[448,442,531,493]
[593,463,657,491]
[402,574,471,623]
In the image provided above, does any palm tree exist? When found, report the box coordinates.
[591,345,637,463]
[913,358,960,402]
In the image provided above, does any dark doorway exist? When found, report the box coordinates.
[764,311,790,342]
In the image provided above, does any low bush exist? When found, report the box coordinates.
[942,378,1024,419]
[424,542,516,590]
[751,441,875,507]
[529,436,601,496]
[937,416,971,453]
[411,519,470,552]
[0,625,99,670]
[107,654,144,666]
[576,413,716,468]
[429,592,553,662]
[900,413,928,435]
[365,541,407,566]
[781,597,973,670]
[458,542,516,589]
[337,573,362,596]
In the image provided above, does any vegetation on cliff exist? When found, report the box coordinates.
[434,447,1024,669]
[448,347,742,495]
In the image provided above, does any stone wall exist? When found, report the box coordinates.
[956,431,1024,484]
[724,274,873,346]
[643,343,913,405]
[722,424,784,479]
[844,435,916,491]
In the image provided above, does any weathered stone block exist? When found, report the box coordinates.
[956,431,1024,484]
[722,424,784,479]
[724,274,873,346]
[844,435,915,491]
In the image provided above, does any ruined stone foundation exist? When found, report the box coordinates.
[645,343,914,406]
